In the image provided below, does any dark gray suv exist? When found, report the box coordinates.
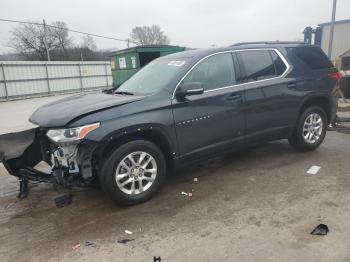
[0,42,339,205]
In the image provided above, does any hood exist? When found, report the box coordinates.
[29,93,145,127]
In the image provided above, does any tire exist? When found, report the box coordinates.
[288,106,327,152]
[99,140,166,205]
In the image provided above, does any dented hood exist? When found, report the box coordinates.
[29,93,145,127]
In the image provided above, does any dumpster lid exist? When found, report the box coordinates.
[110,45,185,56]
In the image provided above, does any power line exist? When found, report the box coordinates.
[0,18,136,44]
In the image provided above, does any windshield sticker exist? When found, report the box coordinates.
[168,61,186,67]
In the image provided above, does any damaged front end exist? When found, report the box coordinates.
[0,124,99,198]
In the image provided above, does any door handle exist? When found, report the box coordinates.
[227,94,241,101]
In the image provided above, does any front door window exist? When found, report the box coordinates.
[183,53,236,91]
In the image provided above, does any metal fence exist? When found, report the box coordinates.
[0,61,113,101]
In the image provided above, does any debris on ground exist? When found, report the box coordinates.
[188,192,193,198]
[54,194,72,208]
[327,123,348,131]
[18,177,29,199]
[193,177,198,182]
[84,241,96,247]
[311,224,329,235]
[181,192,188,196]
[72,243,81,250]
[154,256,161,262]
[306,166,321,175]
[124,230,133,235]
[117,238,135,244]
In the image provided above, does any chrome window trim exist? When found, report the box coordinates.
[171,48,291,99]
[186,88,203,92]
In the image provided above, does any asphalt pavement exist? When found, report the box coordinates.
[1,96,350,262]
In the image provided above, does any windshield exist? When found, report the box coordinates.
[116,58,188,95]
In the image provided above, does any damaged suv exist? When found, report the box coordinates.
[0,42,339,205]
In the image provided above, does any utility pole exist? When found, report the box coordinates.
[127,38,130,48]
[43,19,51,61]
[328,0,337,58]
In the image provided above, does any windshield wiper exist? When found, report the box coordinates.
[114,91,134,95]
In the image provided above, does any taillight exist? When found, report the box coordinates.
[328,72,341,82]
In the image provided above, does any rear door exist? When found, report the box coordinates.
[172,52,245,161]
[236,49,297,144]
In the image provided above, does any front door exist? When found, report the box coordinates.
[172,52,245,161]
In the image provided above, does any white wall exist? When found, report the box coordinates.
[321,22,350,60]
[0,61,112,101]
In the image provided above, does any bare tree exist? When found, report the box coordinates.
[9,20,109,61]
[130,25,170,45]
[81,35,97,51]
[50,21,73,59]
[75,35,97,61]
[9,20,72,60]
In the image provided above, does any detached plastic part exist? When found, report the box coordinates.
[85,241,96,247]
[117,239,135,244]
[54,194,73,208]
[18,178,29,199]
[311,224,329,235]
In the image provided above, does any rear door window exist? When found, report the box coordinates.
[183,53,235,91]
[238,50,277,82]
[292,46,333,70]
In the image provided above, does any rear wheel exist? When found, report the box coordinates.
[100,140,166,205]
[289,106,327,152]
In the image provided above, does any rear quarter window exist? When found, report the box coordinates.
[292,46,333,70]
[270,50,287,75]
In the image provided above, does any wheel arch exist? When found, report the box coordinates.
[94,127,176,172]
[298,95,332,124]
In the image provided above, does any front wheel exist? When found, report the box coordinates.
[99,140,166,205]
[289,106,327,152]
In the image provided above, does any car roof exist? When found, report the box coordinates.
[160,42,309,61]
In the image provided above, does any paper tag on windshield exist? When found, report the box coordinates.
[168,61,186,67]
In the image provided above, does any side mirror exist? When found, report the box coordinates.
[176,82,204,98]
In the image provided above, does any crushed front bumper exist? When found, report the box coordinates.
[0,128,97,197]
[0,128,50,179]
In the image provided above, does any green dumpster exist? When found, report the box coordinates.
[110,45,186,88]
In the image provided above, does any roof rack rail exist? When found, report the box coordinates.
[231,41,307,46]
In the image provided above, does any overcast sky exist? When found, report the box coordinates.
[0,0,350,53]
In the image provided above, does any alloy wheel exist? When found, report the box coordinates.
[302,113,323,144]
[115,151,157,195]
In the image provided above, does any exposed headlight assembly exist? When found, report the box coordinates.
[46,123,100,144]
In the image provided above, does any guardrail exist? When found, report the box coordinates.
[0,61,112,101]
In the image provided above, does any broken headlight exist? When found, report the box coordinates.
[46,123,100,143]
